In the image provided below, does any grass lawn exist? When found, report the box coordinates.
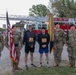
[6,66,76,75]
[3,60,76,75]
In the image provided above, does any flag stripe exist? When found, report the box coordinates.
[6,11,17,63]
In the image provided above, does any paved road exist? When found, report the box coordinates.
[0,42,68,75]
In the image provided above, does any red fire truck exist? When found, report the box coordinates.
[25,17,76,34]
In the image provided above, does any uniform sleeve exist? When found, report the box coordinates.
[23,31,27,45]
[62,30,66,44]
[5,36,9,48]
[1,35,4,50]
[19,33,23,47]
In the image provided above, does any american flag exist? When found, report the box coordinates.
[6,11,17,63]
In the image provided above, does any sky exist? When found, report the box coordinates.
[0,0,49,15]
[0,0,49,28]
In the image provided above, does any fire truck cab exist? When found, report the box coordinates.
[24,17,76,34]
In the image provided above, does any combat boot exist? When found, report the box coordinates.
[15,64,22,70]
[12,63,15,72]
[12,68,15,72]
[73,64,75,68]
[54,63,59,67]
[16,67,22,70]
[69,64,73,67]
[56,62,59,67]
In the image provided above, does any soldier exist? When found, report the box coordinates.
[0,32,4,57]
[5,25,22,71]
[66,25,76,67]
[23,24,36,69]
[37,27,50,67]
[53,24,65,67]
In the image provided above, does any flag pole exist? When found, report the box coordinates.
[48,13,54,66]
[6,11,17,63]
[48,13,54,52]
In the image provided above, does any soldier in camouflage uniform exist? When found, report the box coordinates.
[0,32,4,57]
[53,24,65,66]
[67,25,76,67]
[5,25,22,71]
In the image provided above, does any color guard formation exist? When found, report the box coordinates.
[1,23,76,72]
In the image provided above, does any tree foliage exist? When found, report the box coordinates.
[29,4,50,17]
[0,28,6,31]
[49,0,76,18]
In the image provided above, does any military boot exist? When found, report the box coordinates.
[54,63,59,67]
[12,67,15,72]
[73,64,75,68]
[16,67,22,70]
[12,63,15,72]
[15,64,22,70]
[69,64,73,67]
[57,62,59,66]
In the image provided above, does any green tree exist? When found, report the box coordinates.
[49,0,76,18]
[0,28,6,32]
[29,4,50,17]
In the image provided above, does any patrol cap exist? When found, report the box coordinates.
[12,25,16,29]
[28,24,32,26]
[42,27,46,30]
[70,24,74,28]
[54,23,59,25]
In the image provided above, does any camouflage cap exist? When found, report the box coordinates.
[70,24,75,28]
[12,25,16,29]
